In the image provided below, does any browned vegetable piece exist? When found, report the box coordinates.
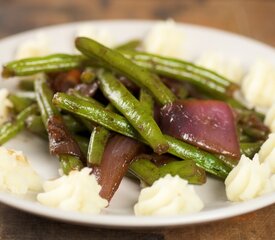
[93,134,144,201]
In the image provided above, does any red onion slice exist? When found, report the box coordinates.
[93,134,144,202]
[160,99,240,159]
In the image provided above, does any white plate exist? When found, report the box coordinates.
[0,20,275,228]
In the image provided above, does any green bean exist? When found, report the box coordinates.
[115,39,141,51]
[0,104,37,145]
[74,135,89,155]
[53,93,231,178]
[240,141,264,158]
[2,54,86,77]
[129,157,206,185]
[86,103,114,166]
[17,78,35,91]
[242,127,268,141]
[26,114,85,136]
[8,94,34,113]
[75,37,176,105]
[228,99,265,121]
[87,126,110,166]
[53,93,139,138]
[69,89,104,107]
[80,67,96,84]
[59,154,83,175]
[35,76,83,173]
[121,50,237,94]
[139,89,154,116]
[98,70,168,154]
[25,115,47,138]
[63,115,87,133]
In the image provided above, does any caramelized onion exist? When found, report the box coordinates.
[50,69,82,93]
[93,134,144,201]
[47,115,84,159]
[160,99,240,159]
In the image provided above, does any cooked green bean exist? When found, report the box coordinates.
[115,39,141,51]
[75,37,176,105]
[74,135,89,155]
[87,126,110,166]
[98,70,168,154]
[17,78,35,91]
[129,157,206,185]
[80,67,96,84]
[121,50,237,93]
[63,115,87,133]
[8,93,34,113]
[53,92,140,139]
[26,114,85,136]
[2,54,86,77]
[25,115,47,138]
[139,89,154,116]
[0,104,37,145]
[53,92,231,178]
[59,154,83,175]
[35,76,83,173]
[240,141,264,158]
[242,126,268,141]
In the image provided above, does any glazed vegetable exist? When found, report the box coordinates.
[115,39,141,51]
[160,99,241,159]
[87,126,110,166]
[17,78,35,91]
[75,37,177,105]
[0,104,37,145]
[161,78,188,99]
[26,114,86,137]
[93,134,144,201]
[240,141,264,158]
[80,67,96,84]
[98,70,168,154]
[8,93,35,113]
[139,89,154,116]
[35,76,83,174]
[49,69,82,93]
[129,156,206,185]
[53,92,232,178]
[120,50,238,97]
[2,54,86,77]
[25,115,47,138]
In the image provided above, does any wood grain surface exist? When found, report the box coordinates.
[0,0,275,239]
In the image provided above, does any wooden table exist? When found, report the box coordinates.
[0,0,274,239]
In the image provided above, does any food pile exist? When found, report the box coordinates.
[0,20,275,216]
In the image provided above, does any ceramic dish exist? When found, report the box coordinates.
[0,20,275,228]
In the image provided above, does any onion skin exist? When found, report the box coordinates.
[47,115,84,160]
[160,99,241,159]
[93,134,144,202]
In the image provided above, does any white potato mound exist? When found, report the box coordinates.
[0,146,42,194]
[15,32,51,59]
[76,24,115,48]
[264,103,275,133]
[225,154,272,202]
[242,60,275,109]
[196,51,244,83]
[134,174,203,216]
[143,19,185,58]
[0,88,13,125]
[37,168,108,214]
[259,133,275,174]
